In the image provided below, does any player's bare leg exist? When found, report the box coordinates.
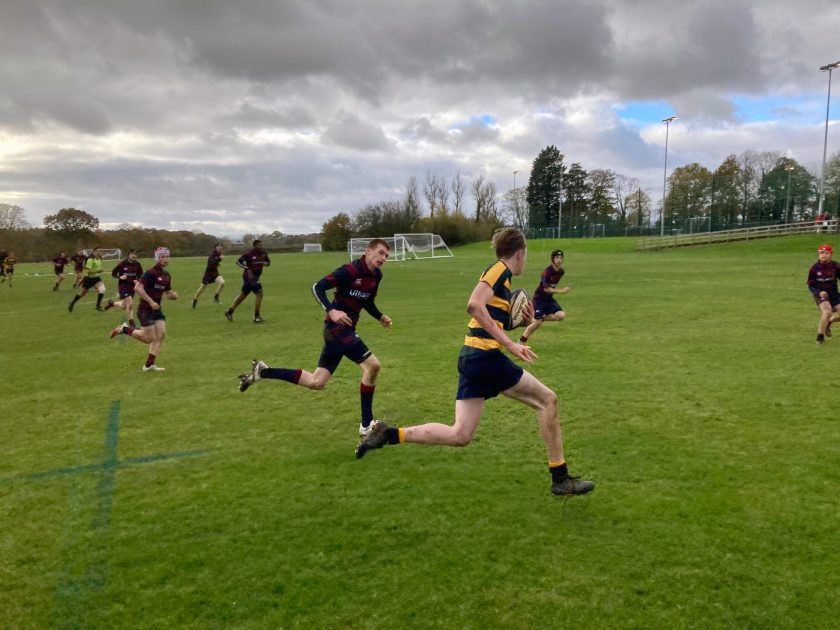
[253,292,264,322]
[213,276,225,302]
[225,292,247,321]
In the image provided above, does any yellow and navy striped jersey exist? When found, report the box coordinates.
[3,256,16,270]
[462,260,511,352]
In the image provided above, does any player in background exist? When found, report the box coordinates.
[0,249,6,283]
[355,228,594,497]
[68,247,107,311]
[224,239,270,323]
[52,252,69,291]
[109,247,178,372]
[239,239,392,438]
[1,251,16,287]
[70,250,86,288]
[192,243,225,308]
[104,249,143,327]
[518,249,570,345]
[808,243,840,345]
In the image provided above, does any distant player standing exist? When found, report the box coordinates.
[239,239,392,438]
[808,243,840,345]
[192,243,225,308]
[104,249,143,327]
[355,228,594,496]
[519,249,570,345]
[224,239,270,323]
[68,247,107,311]
[52,252,69,291]
[1,251,16,287]
[109,247,178,372]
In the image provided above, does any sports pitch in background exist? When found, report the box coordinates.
[1,235,838,628]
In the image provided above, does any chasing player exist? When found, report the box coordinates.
[355,228,594,496]
[238,238,392,438]
[52,252,69,291]
[224,239,270,323]
[192,243,225,308]
[68,247,107,311]
[518,249,570,345]
[70,249,86,288]
[808,243,840,345]
[109,247,178,372]
[104,249,143,327]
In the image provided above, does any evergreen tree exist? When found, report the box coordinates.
[526,145,565,228]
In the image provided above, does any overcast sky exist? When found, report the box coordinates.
[1,0,839,237]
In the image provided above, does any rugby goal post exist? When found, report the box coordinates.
[395,233,453,259]
[303,243,322,253]
[347,236,407,261]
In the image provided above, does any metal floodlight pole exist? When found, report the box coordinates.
[513,170,519,225]
[785,164,795,224]
[558,165,563,239]
[660,116,678,238]
[818,61,840,216]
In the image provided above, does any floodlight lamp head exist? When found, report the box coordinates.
[820,61,840,71]
[661,115,678,124]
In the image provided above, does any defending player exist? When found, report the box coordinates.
[68,247,107,311]
[808,243,840,345]
[52,252,70,291]
[238,238,392,438]
[104,249,143,327]
[109,247,178,372]
[355,228,594,496]
[1,251,16,287]
[518,249,570,345]
[192,243,225,308]
[70,249,86,288]
[224,239,270,323]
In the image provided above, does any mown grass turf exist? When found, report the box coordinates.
[1,234,839,628]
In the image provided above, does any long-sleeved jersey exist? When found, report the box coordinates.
[311,256,383,329]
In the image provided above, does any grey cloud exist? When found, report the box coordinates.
[224,103,317,129]
[322,111,393,151]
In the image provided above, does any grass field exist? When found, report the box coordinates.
[2,235,839,629]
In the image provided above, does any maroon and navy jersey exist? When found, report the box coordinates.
[236,249,270,279]
[533,264,565,300]
[53,256,69,272]
[71,254,86,271]
[312,256,383,329]
[112,259,144,290]
[808,260,840,295]
[138,264,172,302]
[205,250,223,274]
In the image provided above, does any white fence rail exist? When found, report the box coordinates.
[637,220,839,251]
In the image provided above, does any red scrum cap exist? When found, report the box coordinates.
[818,244,833,254]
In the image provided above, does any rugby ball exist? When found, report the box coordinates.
[505,288,530,330]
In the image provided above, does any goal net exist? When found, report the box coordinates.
[395,233,453,259]
[303,243,322,253]
[84,248,122,260]
[347,237,407,262]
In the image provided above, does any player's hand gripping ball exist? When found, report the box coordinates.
[505,288,531,330]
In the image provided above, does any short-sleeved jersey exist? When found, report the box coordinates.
[808,260,840,295]
[112,259,144,290]
[3,255,16,270]
[533,264,565,299]
[138,263,172,302]
[204,250,223,274]
[52,255,69,272]
[84,256,103,278]
[312,256,383,329]
[462,260,512,353]
[71,254,86,271]
[237,249,270,279]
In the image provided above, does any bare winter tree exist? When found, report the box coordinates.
[612,173,640,226]
[0,203,30,230]
[404,176,422,225]
[471,175,498,222]
[451,171,466,216]
[424,171,449,217]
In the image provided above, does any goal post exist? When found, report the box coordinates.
[85,248,122,260]
[303,243,322,253]
[347,236,407,261]
[394,233,453,259]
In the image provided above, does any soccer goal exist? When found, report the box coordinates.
[84,248,122,260]
[303,243,322,253]
[347,236,407,261]
[394,233,453,259]
[588,224,605,238]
